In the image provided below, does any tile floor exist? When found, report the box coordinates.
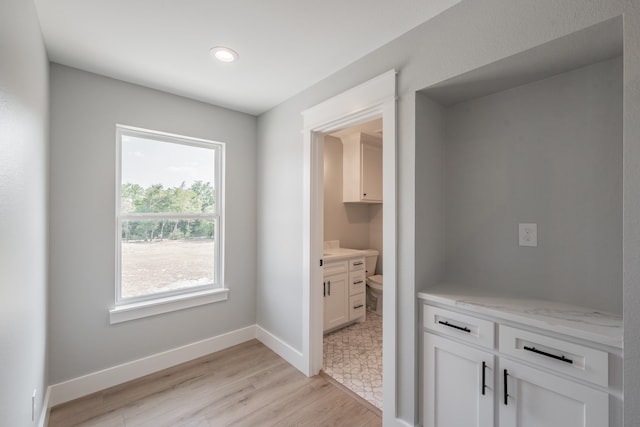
[323,311,383,409]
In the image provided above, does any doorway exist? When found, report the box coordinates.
[300,70,397,422]
[321,119,384,409]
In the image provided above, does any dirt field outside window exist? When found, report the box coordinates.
[121,239,215,299]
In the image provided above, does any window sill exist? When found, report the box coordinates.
[109,288,229,324]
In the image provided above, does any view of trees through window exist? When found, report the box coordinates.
[121,181,215,241]
[117,128,222,302]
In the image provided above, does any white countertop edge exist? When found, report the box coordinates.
[418,290,623,349]
[323,248,366,262]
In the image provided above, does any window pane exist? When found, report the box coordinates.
[121,135,216,214]
[120,219,216,299]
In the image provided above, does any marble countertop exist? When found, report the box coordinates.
[323,247,366,262]
[417,285,623,349]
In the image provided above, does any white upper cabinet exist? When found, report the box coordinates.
[342,132,382,203]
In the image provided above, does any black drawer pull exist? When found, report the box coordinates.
[438,320,471,333]
[523,346,573,364]
[354,280,364,285]
[354,304,364,309]
[353,261,363,266]
[481,361,487,395]
[503,369,509,405]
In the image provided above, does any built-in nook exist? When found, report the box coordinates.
[416,17,624,427]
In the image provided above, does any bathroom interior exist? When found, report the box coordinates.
[321,118,384,409]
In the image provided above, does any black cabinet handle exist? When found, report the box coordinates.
[503,369,509,405]
[438,320,471,333]
[328,280,331,296]
[482,362,487,395]
[523,346,573,364]
[353,261,363,266]
[354,280,364,285]
[323,282,326,297]
[354,304,364,309]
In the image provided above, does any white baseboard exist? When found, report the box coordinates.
[48,325,256,407]
[255,325,305,374]
[38,386,51,427]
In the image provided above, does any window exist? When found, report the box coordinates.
[111,125,226,323]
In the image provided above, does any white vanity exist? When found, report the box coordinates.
[418,288,623,427]
[322,246,366,332]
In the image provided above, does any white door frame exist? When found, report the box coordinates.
[301,70,397,422]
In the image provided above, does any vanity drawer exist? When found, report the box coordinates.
[350,294,366,320]
[499,325,608,387]
[350,257,365,271]
[324,260,348,276]
[423,305,494,349]
[349,271,366,295]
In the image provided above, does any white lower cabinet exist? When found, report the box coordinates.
[323,269,348,331]
[423,332,494,427]
[421,303,616,427]
[499,358,608,427]
[323,256,365,332]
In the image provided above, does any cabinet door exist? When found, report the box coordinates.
[499,358,608,427]
[423,333,494,427]
[323,274,348,331]
[361,142,382,202]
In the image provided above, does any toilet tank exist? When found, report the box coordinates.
[363,249,379,277]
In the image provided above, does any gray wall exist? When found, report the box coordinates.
[256,1,640,424]
[49,64,258,383]
[323,135,371,249]
[441,57,622,313]
[415,93,447,299]
[0,0,49,425]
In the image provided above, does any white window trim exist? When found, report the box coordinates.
[109,288,229,324]
[113,125,226,322]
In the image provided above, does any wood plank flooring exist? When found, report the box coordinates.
[48,340,382,427]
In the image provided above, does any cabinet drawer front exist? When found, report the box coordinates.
[349,271,366,295]
[349,257,365,271]
[499,325,608,387]
[349,294,366,320]
[423,305,494,349]
[324,260,348,276]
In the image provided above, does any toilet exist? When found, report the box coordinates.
[364,249,383,315]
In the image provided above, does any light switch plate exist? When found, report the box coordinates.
[519,223,537,247]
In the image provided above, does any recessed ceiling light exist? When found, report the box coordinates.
[210,46,239,63]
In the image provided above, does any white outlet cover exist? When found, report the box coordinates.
[519,223,537,247]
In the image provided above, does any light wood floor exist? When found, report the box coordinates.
[48,340,382,427]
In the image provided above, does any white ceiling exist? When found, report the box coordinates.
[34,0,461,116]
